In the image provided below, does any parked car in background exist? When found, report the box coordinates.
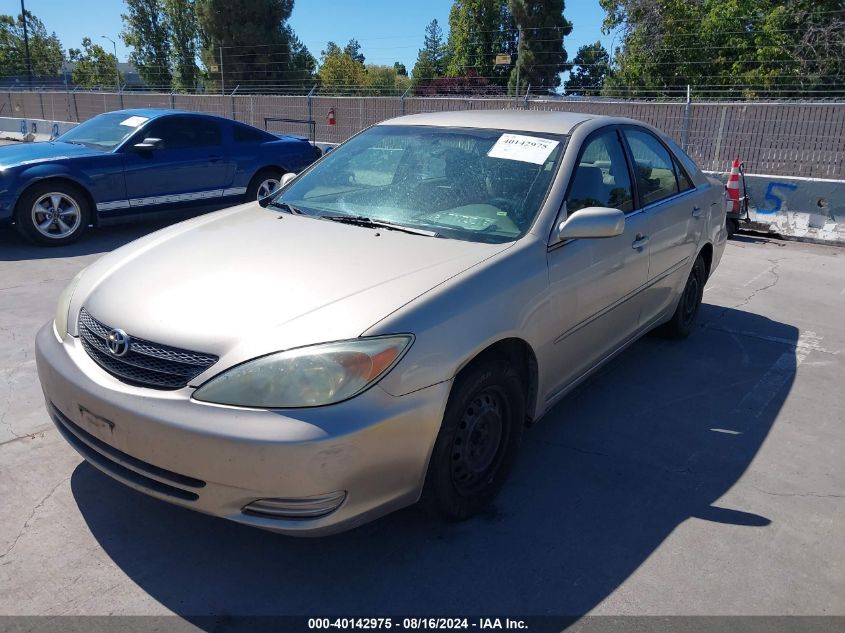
[0,109,321,245]
[36,110,726,535]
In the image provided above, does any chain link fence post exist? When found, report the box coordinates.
[681,84,692,152]
[307,84,317,141]
[400,85,412,116]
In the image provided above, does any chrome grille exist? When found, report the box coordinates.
[77,308,218,390]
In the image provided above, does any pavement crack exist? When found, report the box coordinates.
[0,475,70,561]
[733,257,782,310]
[703,257,783,327]
[751,485,844,499]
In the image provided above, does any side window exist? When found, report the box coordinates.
[624,129,679,205]
[143,117,221,149]
[673,155,694,192]
[233,123,268,144]
[565,130,633,214]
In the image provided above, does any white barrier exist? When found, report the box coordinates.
[0,117,78,142]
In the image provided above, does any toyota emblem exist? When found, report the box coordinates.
[106,328,131,357]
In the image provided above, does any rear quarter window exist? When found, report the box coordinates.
[233,124,271,144]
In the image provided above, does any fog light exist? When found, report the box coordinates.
[243,491,346,519]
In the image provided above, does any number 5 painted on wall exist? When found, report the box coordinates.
[758,181,798,214]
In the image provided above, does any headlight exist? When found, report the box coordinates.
[193,335,413,408]
[54,268,86,339]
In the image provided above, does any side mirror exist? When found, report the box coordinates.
[280,172,297,188]
[133,137,163,151]
[558,206,625,241]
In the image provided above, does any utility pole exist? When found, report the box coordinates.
[219,44,225,95]
[514,27,521,100]
[101,36,120,93]
[20,0,33,89]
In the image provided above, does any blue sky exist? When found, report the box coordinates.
[2,0,611,75]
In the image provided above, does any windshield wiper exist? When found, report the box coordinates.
[320,215,439,237]
[266,200,305,214]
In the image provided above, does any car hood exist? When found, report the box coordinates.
[73,204,511,371]
[0,140,102,168]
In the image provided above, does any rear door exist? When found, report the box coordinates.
[545,127,650,399]
[121,116,234,210]
[622,127,706,324]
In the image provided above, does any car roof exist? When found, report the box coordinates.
[103,108,227,121]
[378,109,610,135]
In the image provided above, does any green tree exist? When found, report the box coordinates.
[69,37,122,89]
[318,41,366,94]
[600,0,845,99]
[364,64,411,95]
[0,10,63,80]
[394,61,407,76]
[508,0,573,95]
[344,38,365,64]
[564,41,610,96]
[121,0,172,89]
[164,0,200,91]
[447,0,516,89]
[196,0,295,93]
[283,25,318,92]
[411,18,448,83]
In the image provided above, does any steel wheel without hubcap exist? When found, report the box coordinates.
[680,264,703,329]
[31,192,82,239]
[423,359,525,520]
[256,178,280,200]
[450,387,507,496]
[658,255,706,339]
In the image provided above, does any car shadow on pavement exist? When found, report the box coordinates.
[1,219,181,261]
[70,304,796,619]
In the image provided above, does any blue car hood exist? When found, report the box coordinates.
[0,141,103,169]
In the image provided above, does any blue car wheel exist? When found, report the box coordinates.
[15,181,91,246]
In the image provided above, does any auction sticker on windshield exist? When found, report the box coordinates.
[120,116,149,127]
[487,133,559,164]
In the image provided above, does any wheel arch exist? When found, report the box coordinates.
[698,241,714,280]
[250,164,289,182]
[452,337,540,425]
[14,176,98,226]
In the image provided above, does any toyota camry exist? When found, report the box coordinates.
[36,110,727,535]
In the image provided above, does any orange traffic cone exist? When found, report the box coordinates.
[726,158,741,213]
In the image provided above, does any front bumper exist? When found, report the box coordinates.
[0,192,14,222]
[35,322,451,536]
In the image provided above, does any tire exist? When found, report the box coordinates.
[422,357,525,521]
[726,218,739,238]
[658,255,707,340]
[15,181,91,246]
[246,169,284,202]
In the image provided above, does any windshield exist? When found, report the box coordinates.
[275,125,567,243]
[57,112,150,151]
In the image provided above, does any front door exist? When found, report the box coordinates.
[121,116,232,211]
[544,128,649,402]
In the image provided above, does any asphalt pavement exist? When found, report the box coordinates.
[0,223,843,621]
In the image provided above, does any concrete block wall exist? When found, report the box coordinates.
[707,171,845,244]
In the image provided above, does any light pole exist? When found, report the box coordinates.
[20,0,33,88]
[101,35,120,93]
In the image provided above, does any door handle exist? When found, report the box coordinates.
[692,205,703,218]
[632,234,649,250]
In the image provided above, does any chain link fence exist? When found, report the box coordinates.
[2,90,843,179]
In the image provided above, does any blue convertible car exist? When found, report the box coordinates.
[0,109,321,245]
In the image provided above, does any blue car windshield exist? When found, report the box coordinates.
[57,112,150,151]
[276,125,567,244]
